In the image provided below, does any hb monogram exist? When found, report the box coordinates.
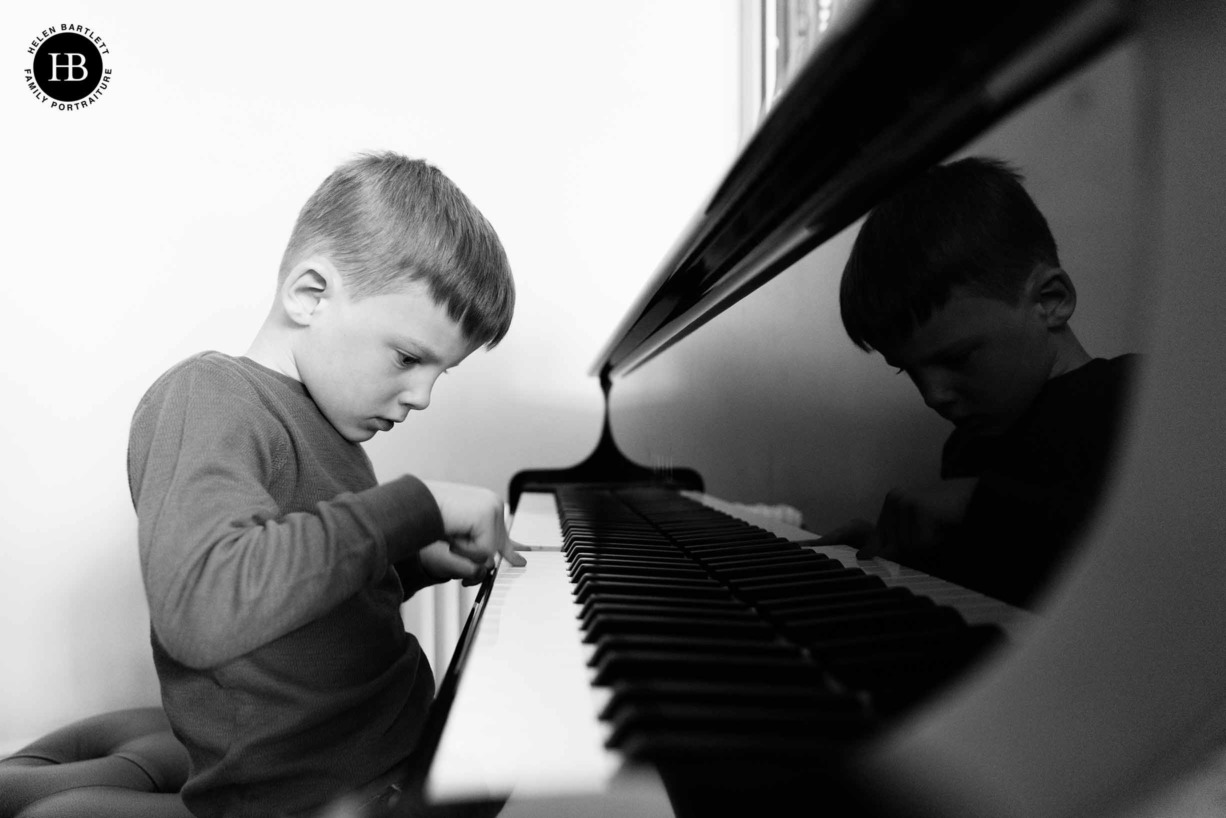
[47,53,89,82]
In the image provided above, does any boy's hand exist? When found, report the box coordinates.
[856,477,978,561]
[423,480,527,585]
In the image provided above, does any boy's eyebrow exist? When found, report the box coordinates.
[389,334,443,363]
[930,339,979,359]
[888,338,981,370]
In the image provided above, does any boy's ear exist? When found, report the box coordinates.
[1030,265,1077,329]
[280,257,341,327]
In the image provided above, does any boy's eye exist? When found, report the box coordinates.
[396,353,420,369]
[943,351,972,369]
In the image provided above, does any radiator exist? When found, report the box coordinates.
[401,580,480,681]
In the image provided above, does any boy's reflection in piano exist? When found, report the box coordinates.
[826,157,1140,608]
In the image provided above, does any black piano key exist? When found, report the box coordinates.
[563,526,662,536]
[570,564,711,584]
[565,548,686,563]
[665,531,772,543]
[577,593,748,620]
[605,702,870,758]
[759,591,937,624]
[697,550,829,568]
[564,543,681,557]
[574,579,732,604]
[714,564,854,589]
[725,566,866,590]
[733,573,887,601]
[754,585,917,616]
[580,603,762,632]
[806,622,1004,664]
[563,531,671,543]
[603,696,869,740]
[592,649,824,686]
[600,678,866,721]
[682,548,804,566]
[679,541,795,556]
[652,516,751,528]
[564,529,659,538]
[780,606,967,644]
[574,574,722,602]
[587,634,799,667]
[582,613,775,643]
[706,553,836,579]
[568,553,695,569]
[615,730,847,765]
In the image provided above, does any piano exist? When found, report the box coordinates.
[413,1,1226,817]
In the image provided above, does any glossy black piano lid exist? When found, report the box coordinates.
[592,0,1134,378]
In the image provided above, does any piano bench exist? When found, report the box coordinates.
[0,707,192,818]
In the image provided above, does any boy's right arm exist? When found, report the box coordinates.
[129,365,448,670]
[420,480,526,584]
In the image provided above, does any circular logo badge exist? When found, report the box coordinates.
[25,25,113,110]
[33,33,103,101]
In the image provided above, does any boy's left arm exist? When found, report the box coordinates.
[393,552,438,598]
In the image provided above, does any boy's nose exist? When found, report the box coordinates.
[399,380,433,411]
[913,371,958,415]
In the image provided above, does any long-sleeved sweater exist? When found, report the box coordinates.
[932,353,1141,608]
[127,351,444,817]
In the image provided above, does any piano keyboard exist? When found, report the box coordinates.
[424,488,1032,806]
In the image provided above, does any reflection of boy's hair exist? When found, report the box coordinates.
[279,151,516,349]
[840,156,1060,353]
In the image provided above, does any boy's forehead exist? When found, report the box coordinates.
[884,292,1017,364]
[355,284,477,361]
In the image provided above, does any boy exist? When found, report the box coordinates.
[827,156,1139,608]
[127,151,525,817]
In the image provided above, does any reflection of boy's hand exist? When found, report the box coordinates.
[423,480,527,585]
[822,519,877,554]
[869,477,978,562]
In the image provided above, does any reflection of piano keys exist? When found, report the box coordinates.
[425,490,1031,805]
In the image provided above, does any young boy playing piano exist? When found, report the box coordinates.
[827,156,1139,608]
[127,151,525,817]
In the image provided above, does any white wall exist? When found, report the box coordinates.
[0,1,740,751]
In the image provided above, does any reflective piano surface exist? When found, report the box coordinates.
[419,1,1226,816]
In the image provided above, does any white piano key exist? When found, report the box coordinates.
[426,494,625,802]
[686,491,1036,636]
[506,491,565,550]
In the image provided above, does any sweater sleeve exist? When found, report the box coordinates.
[937,471,1101,607]
[128,363,444,669]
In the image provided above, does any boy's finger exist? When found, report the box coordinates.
[420,549,484,585]
[501,539,527,567]
[824,518,873,548]
[856,529,884,560]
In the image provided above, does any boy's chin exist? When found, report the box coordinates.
[953,414,1010,437]
[333,420,380,443]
